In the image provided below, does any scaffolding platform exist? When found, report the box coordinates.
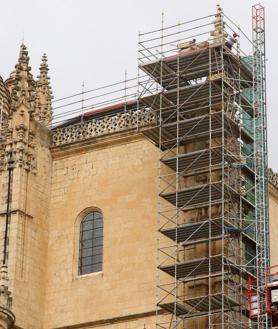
[159,293,240,319]
[140,79,253,117]
[140,45,252,89]
[160,182,254,210]
[160,217,255,246]
[142,111,253,150]
[161,146,233,175]
[159,255,247,280]
[161,146,255,178]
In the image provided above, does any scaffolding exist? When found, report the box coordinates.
[252,4,270,329]
[138,4,269,329]
[51,76,141,127]
[50,4,269,328]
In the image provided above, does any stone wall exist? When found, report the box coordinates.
[11,122,51,329]
[268,169,278,268]
[269,183,278,267]
[1,100,278,328]
[43,135,158,328]
[0,119,52,329]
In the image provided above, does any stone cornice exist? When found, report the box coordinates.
[51,130,147,160]
[52,309,163,329]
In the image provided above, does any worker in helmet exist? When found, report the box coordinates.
[225,32,238,50]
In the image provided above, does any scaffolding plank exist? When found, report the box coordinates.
[140,80,253,117]
[140,45,252,89]
[159,255,227,279]
[160,218,223,243]
[161,146,230,174]
[159,293,240,319]
[160,182,254,210]
[141,111,253,150]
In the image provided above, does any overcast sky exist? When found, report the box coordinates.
[1,0,277,170]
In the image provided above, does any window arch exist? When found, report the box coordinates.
[79,211,103,275]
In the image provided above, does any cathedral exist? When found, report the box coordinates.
[0,43,161,329]
[0,5,278,329]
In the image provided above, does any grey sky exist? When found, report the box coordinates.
[1,0,278,170]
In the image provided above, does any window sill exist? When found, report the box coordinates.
[74,271,103,280]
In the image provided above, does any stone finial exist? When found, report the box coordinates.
[216,4,222,15]
[0,265,15,329]
[210,4,227,44]
[5,44,36,112]
[16,44,29,73]
[35,53,53,125]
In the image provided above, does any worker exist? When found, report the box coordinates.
[225,32,238,50]
[190,38,196,46]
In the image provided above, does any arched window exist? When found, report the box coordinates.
[79,211,103,275]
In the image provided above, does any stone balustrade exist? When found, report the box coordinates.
[268,168,278,190]
[52,108,156,147]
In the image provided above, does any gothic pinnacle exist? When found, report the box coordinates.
[210,4,227,44]
[37,53,52,91]
[39,54,49,78]
[5,43,36,111]
[15,43,30,74]
[35,53,53,125]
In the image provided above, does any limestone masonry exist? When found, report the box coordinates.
[0,5,277,329]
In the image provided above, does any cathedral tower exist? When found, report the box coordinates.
[0,44,53,328]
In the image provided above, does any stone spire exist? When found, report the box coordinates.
[5,44,36,112]
[0,265,15,329]
[35,53,53,125]
[211,4,228,45]
[0,44,38,172]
